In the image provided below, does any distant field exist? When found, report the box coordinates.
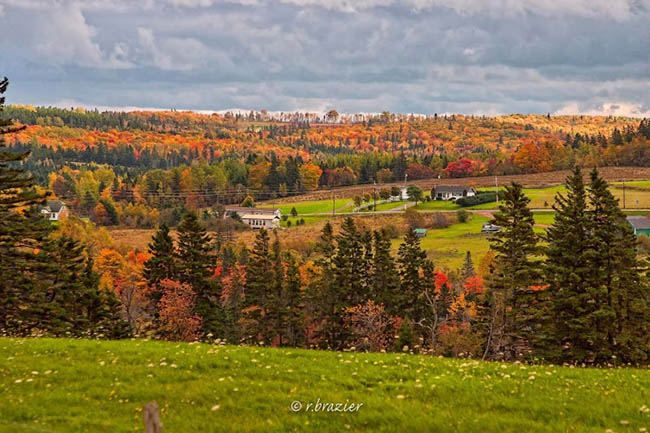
[259,199,350,215]
[2,338,649,433]
[390,214,492,269]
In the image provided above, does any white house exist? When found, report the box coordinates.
[241,213,281,229]
[433,186,476,201]
[40,200,69,221]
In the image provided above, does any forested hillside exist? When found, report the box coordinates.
[4,105,650,228]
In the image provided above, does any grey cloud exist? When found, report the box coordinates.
[0,0,649,116]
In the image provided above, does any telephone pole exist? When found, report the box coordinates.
[332,192,335,216]
[495,176,499,206]
[623,180,626,209]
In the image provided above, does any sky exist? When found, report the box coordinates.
[1,0,650,116]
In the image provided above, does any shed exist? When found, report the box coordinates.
[626,216,650,236]
[413,228,427,238]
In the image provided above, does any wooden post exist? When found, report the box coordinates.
[143,402,163,433]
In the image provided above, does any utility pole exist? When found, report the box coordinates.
[495,176,499,206]
[623,180,626,209]
[332,192,335,216]
[373,181,377,212]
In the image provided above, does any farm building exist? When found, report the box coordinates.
[626,216,650,236]
[241,213,281,229]
[223,206,281,219]
[40,200,69,221]
[413,228,427,238]
[433,186,476,201]
[224,206,282,229]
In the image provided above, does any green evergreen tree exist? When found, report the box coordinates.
[397,228,427,319]
[245,228,273,344]
[310,222,339,348]
[371,229,401,314]
[283,252,305,347]
[543,167,594,362]
[332,217,368,307]
[587,169,650,364]
[485,182,541,361]
[0,77,52,334]
[461,251,475,280]
[143,223,176,305]
[176,212,223,338]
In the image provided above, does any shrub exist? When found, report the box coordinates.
[455,191,502,207]
[457,209,470,223]
[404,208,425,229]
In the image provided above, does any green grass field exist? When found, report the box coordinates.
[391,215,491,269]
[1,338,648,433]
[260,199,352,215]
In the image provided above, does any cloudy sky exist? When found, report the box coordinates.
[1,0,650,116]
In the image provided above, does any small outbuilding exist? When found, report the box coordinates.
[413,228,427,238]
[626,216,650,236]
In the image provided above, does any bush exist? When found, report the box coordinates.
[382,224,402,239]
[455,191,502,207]
[404,208,425,229]
[457,209,470,223]
[638,234,650,253]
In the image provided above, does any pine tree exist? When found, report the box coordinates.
[461,251,475,280]
[587,169,650,364]
[245,228,273,344]
[485,182,541,361]
[370,229,401,314]
[268,233,286,345]
[310,222,339,348]
[397,228,427,319]
[544,167,594,362]
[144,223,176,305]
[332,217,368,306]
[0,77,52,334]
[176,212,223,338]
[283,252,305,347]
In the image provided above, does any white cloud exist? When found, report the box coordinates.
[555,102,650,118]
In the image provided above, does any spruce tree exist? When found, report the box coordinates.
[144,223,176,305]
[461,251,475,279]
[544,167,595,362]
[371,229,401,313]
[397,228,427,319]
[485,182,541,360]
[587,169,650,364]
[0,77,52,334]
[176,212,223,338]
[283,252,305,347]
[269,233,286,345]
[310,222,339,348]
[332,217,368,308]
[245,228,273,344]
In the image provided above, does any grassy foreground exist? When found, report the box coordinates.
[1,339,649,433]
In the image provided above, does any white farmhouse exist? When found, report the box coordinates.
[40,200,69,221]
[433,186,476,201]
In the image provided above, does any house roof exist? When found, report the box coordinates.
[43,200,66,213]
[241,214,279,220]
[626,216,650,230]
[413,228,427,234]
[434,185,475,194]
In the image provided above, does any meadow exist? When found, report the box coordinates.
[259,198,352,215]
[1,338,648,433]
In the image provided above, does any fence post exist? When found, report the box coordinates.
[143,402,163,433]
